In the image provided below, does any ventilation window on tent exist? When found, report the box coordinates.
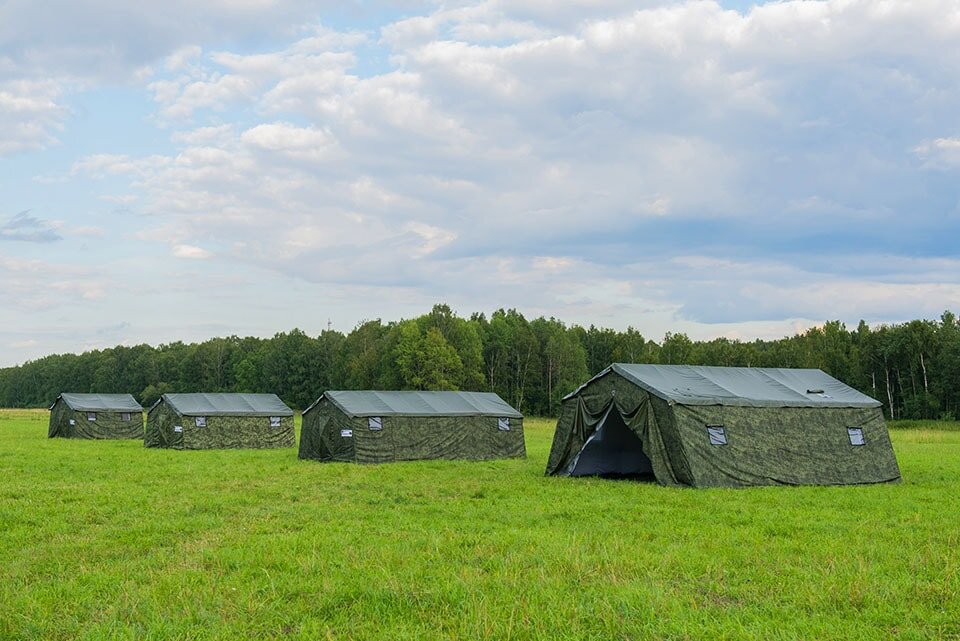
[498,417,510,431]
[121,413,131,422]
[270,416,282,428]
[706,425,727,445]
[87,412,97,422]
[195,416,206,427]
[368,417,382,431]
[847,427,865,446]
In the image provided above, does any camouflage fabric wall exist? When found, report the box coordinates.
[48,400,143,439]
[546,370,901,488]
[144,402,181,448]
[48,400,69,438]
[299,398,525,463]
[675,404,900,486]
[145,400,294,449]
[298,401,355,462]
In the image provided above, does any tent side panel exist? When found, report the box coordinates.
[647,396,695,487]
[460,415,525,461]
[48,400,71,438]
[319,408,358,462]
[145,402,184,449]
[352,412,393,463]
[353,415,525,463]
[144,405,161,447]
[72,410,143,440]
[674,405,901,487]
[181,414,295,450]
[298,405,328,460]
[545,398,579,475]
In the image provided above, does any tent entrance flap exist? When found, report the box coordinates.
[565,406,653,478]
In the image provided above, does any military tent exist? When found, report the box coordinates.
[299,390,525,463]
[546,364,901,487]
[145,393,294,449]
[48,393,144,439]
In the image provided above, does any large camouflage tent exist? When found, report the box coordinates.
[48,393,143,439]
[299,390,525,463]
[546,364,901,487]
[145,393,294,449]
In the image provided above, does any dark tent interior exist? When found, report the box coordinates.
[566,407,654,479]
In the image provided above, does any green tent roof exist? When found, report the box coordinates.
[311,391,523,418]
[56,393,143,412]
[566,364,882,408]
[160,393,294,417]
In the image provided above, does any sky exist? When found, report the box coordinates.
[2,0,960,367]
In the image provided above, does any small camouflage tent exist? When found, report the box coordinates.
[299,390,525,463]
[145,393,294,450]
[546,364,901,487]
[48,393,143,439]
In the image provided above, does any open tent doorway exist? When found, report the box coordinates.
[565,406,654,479]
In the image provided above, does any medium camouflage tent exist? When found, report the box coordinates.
[145,393,294,450]
[48,393,144,439]
[299,390,525,463]
[546,364,901,488]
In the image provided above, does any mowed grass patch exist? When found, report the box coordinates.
[1,410,958,641]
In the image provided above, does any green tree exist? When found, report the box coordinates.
[395,322,463,390]
[660,332,694,365]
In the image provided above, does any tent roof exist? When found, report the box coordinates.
[161,393,294,416]
[565,364,882,408]
[56,393,143,412]
[309,390,523,418]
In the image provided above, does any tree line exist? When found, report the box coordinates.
[2,304,959,419]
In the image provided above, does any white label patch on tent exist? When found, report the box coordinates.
[368,417,382,431]
[195,416,206,427]
[87,412,97,422]
[270,416,281,427]
[69,419,76,426]
[341,429,353,438]
[173,425,183,433]
[498,417,510,431]
[707,425,727,445]
[847,427,865,446]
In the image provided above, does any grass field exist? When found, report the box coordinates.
[1,410,959,640]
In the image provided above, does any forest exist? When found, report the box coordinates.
[2,304,959,419]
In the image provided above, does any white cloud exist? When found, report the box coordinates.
[8,0,960,358]
[0,256,110,310]
[915,137,960,170]
[0,0,345,82]
[404,222,458,256]
[164,45,203,73]
[71,153,172,178]
[240,122,338,161]
[172,244,213,259]
[150,73,256,120]
[0,80,67,156]
[67,2,959,323]
[171,124,236,146]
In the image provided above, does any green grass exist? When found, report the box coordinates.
[890,419,960,431]
[1,410,959,641]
